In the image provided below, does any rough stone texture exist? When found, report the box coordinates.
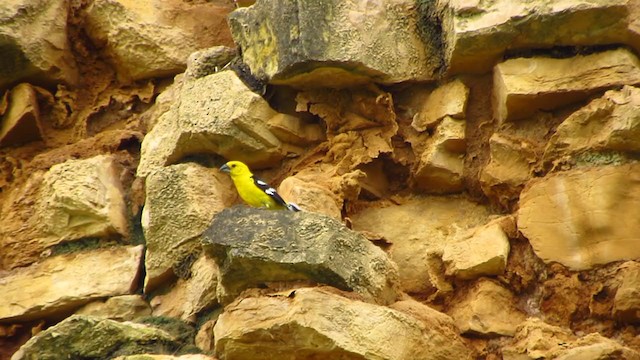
[267,113,326,146]
[84,0,234,82]
[493,48,640,122]
[150,255,219,321]
[613,261,640,323]
[137,71,285,177]
[185,46,237,79]
[443,219,511,280]
[518,164,640,270]
[350,196,490,296]
[195,319,217,353]
[142,163,235,291]
[0,83,43,146]
[413,116,466,193]
[449,278,526,337]
[544,85,640,160]
[75,295,152,322]
[439,0,630,74]
[277,175,342,219]
[202,207,401,305]
[228,0,440,87]
[11,315,179,360]
[114,356,215,360]
[214,287,473,360]
[0,245,143,322]
[0,0,78,89]
[412,79,469,132]
[0,155,129,270]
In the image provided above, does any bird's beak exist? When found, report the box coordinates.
[219,163,231,173]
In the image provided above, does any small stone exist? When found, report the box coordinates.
[0,83,44,147]
[411,79,469,132]
[185,46,237,79]
[277,175,341,219]
[75,295,151,321]
[267,113,325,146]
[612,261,640,323]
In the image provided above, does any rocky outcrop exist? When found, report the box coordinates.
[228,0,440,87]
[203,207,401,305]
[75,295,152,322]
[518,164,640,270]
[214,287,473,360]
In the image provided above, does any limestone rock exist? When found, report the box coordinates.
[114,356,215,360]
[267,113,325,146]
[75,295,151,322]
[413,116,466,193]
[0,0,78,89]
[443,219,511,280]
[11,315,179,360]
[202,207,401,305]
[84,0,234,82]
[440,0,630,74]
[0,155,129,270]
[195,319,217,353]
[612,261,640,323]
[518,164,640,270]
[151,255,219,321]
[493,48,640,122]
[185,46,237,79]
[0,83,43,146]
[137,71,285,177]
[449,278,526,337]
[552,333,640,360]
[412,79,469,132]
[480,133,536,207]
[0,245,143,322]
[214,287,473,360]
[350,196,490,296]
[142,163,235,291]
[544,85,640,160]
[228,0,440,87]
[277,175,341,219]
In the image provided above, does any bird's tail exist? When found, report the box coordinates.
[286,202,301,212]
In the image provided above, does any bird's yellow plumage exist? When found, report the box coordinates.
[220,161,300,211]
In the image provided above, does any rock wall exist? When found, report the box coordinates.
[1,0,640,359]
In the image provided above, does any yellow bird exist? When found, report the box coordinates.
[219,161,300,211]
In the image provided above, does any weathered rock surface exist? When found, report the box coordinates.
[493,48,640,122]
[185,46,237,79]
[11,315,179,360]
[138,71,285,177]
[411,79,469,132]
[229,0,440,87]
[518,164,640,270]
[440,0,630,74]
[202,207,401,305]
[142,163,234,291]
[0,0,78,89]
[0,245,143,322]
[449,278,526,337]
[277,175,341,219]
[75,295,152,322]
[350,196,490,296]
[0,155,129,269]
[84,0,234,82]
[150,255,219,321]
[544,85,640,160]
[114,355,215,360]
[0,83,43,146]
[443,219,511,280]
[613,261,640,323]
[214,287,473,360]
[267,113,325,146]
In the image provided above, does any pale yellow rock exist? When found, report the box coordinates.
[414,116,466,193]
[75,295,151,321]
[151,255,219,321]
[449,278,526,337]
[142,163,235,291]
[502,318,578,360]
[114,356,215,360]
[195,319,217,353]
[267,113,325,146]
[544,85,640,159]
[612,261,640,323]
[351,196,490,296]
[277,176,341,219]
[440,0,629,74]
[0,83,43,146]
[552,334,640,360]
[0,245,143,322]
[443,220,510,280]
[493,48,640,122]
[214,287,473,360]
[412,79,469,132]
[518,164,640,270]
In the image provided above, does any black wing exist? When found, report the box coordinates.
[252,175,289,208]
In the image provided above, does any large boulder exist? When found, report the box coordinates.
[214,287,473,360]
[518,164,640,270]
[228,0,440,87]
[0,245,143,322]
[84,0,234,82]
[137,70,286,177]
[0,0,78,89]
[202,207,401,305]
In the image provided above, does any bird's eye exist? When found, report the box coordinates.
[231,164,236,168]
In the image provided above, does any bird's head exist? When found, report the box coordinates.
[219,160,251,177]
